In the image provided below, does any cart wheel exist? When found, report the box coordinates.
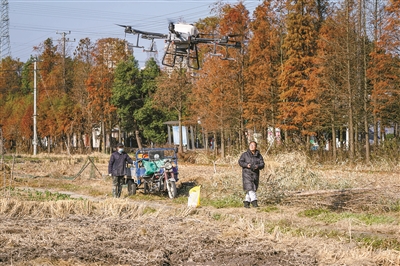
[143,182,149,194]
[167,181,177,199]
[127,179,136,196]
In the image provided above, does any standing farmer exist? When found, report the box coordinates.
[108,143,134,198]
[238,141,265,208]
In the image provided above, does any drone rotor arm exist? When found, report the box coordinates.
[141,33,168,40]
[195,38,216,45]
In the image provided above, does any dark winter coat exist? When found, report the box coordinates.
[108,151,134,177]
[238,149,265,192]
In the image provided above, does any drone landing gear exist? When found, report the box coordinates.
[210,42,236,61]
[162,42,200,70]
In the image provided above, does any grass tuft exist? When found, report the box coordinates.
[202,195,243,209]
[299,208,396,225]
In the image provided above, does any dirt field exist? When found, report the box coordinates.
[1,153,400,265]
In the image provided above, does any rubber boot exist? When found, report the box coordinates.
[117,185,122,198]
[251,200,259,208]
[112,186,118,198]
[243,201,250,208]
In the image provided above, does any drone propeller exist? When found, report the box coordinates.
[167,20,180,37]
[116,24,128,38]
[167,19,177,30]
[167,18,176,24]
[168,22,175,33]
[116,24,133,35]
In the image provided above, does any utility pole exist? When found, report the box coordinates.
[56,31,75,91]
[33,58,38,155]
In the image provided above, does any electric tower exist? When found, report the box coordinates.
[0,0,11,60]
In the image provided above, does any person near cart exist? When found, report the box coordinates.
[108,143,134,198]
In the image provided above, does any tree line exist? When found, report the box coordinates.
[0,0,399,163]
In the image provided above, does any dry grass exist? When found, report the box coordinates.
[1,151,400,265]
[0,197,175,219]
[1,198,400,265]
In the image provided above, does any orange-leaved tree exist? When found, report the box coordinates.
[72,37,95,152]
[86,38,128,153]
[245,0,283,147]
[369,0,400,146]
[0,57,25,151]
[33,38,66,153]
[191,57,240,157]
[278,0,321,144]
[316,14,351,160]
[155,67,192,153]
[215,1,250,153]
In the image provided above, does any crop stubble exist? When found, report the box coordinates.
[1,153,400,265]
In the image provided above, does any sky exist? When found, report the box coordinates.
[8,0,260,67]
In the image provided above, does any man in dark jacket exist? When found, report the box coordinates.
[238,141,265,208]
[108,143,134,198]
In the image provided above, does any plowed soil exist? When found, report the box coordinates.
[0,214,318,266]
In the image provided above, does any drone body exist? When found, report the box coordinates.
[163,23,201,69]
[118,22,241,70]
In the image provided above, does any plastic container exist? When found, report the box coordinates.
[188,186,201,207]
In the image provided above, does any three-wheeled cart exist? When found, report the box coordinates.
[126,147,179,198]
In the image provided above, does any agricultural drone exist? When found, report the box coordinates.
[117,22,241,70]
